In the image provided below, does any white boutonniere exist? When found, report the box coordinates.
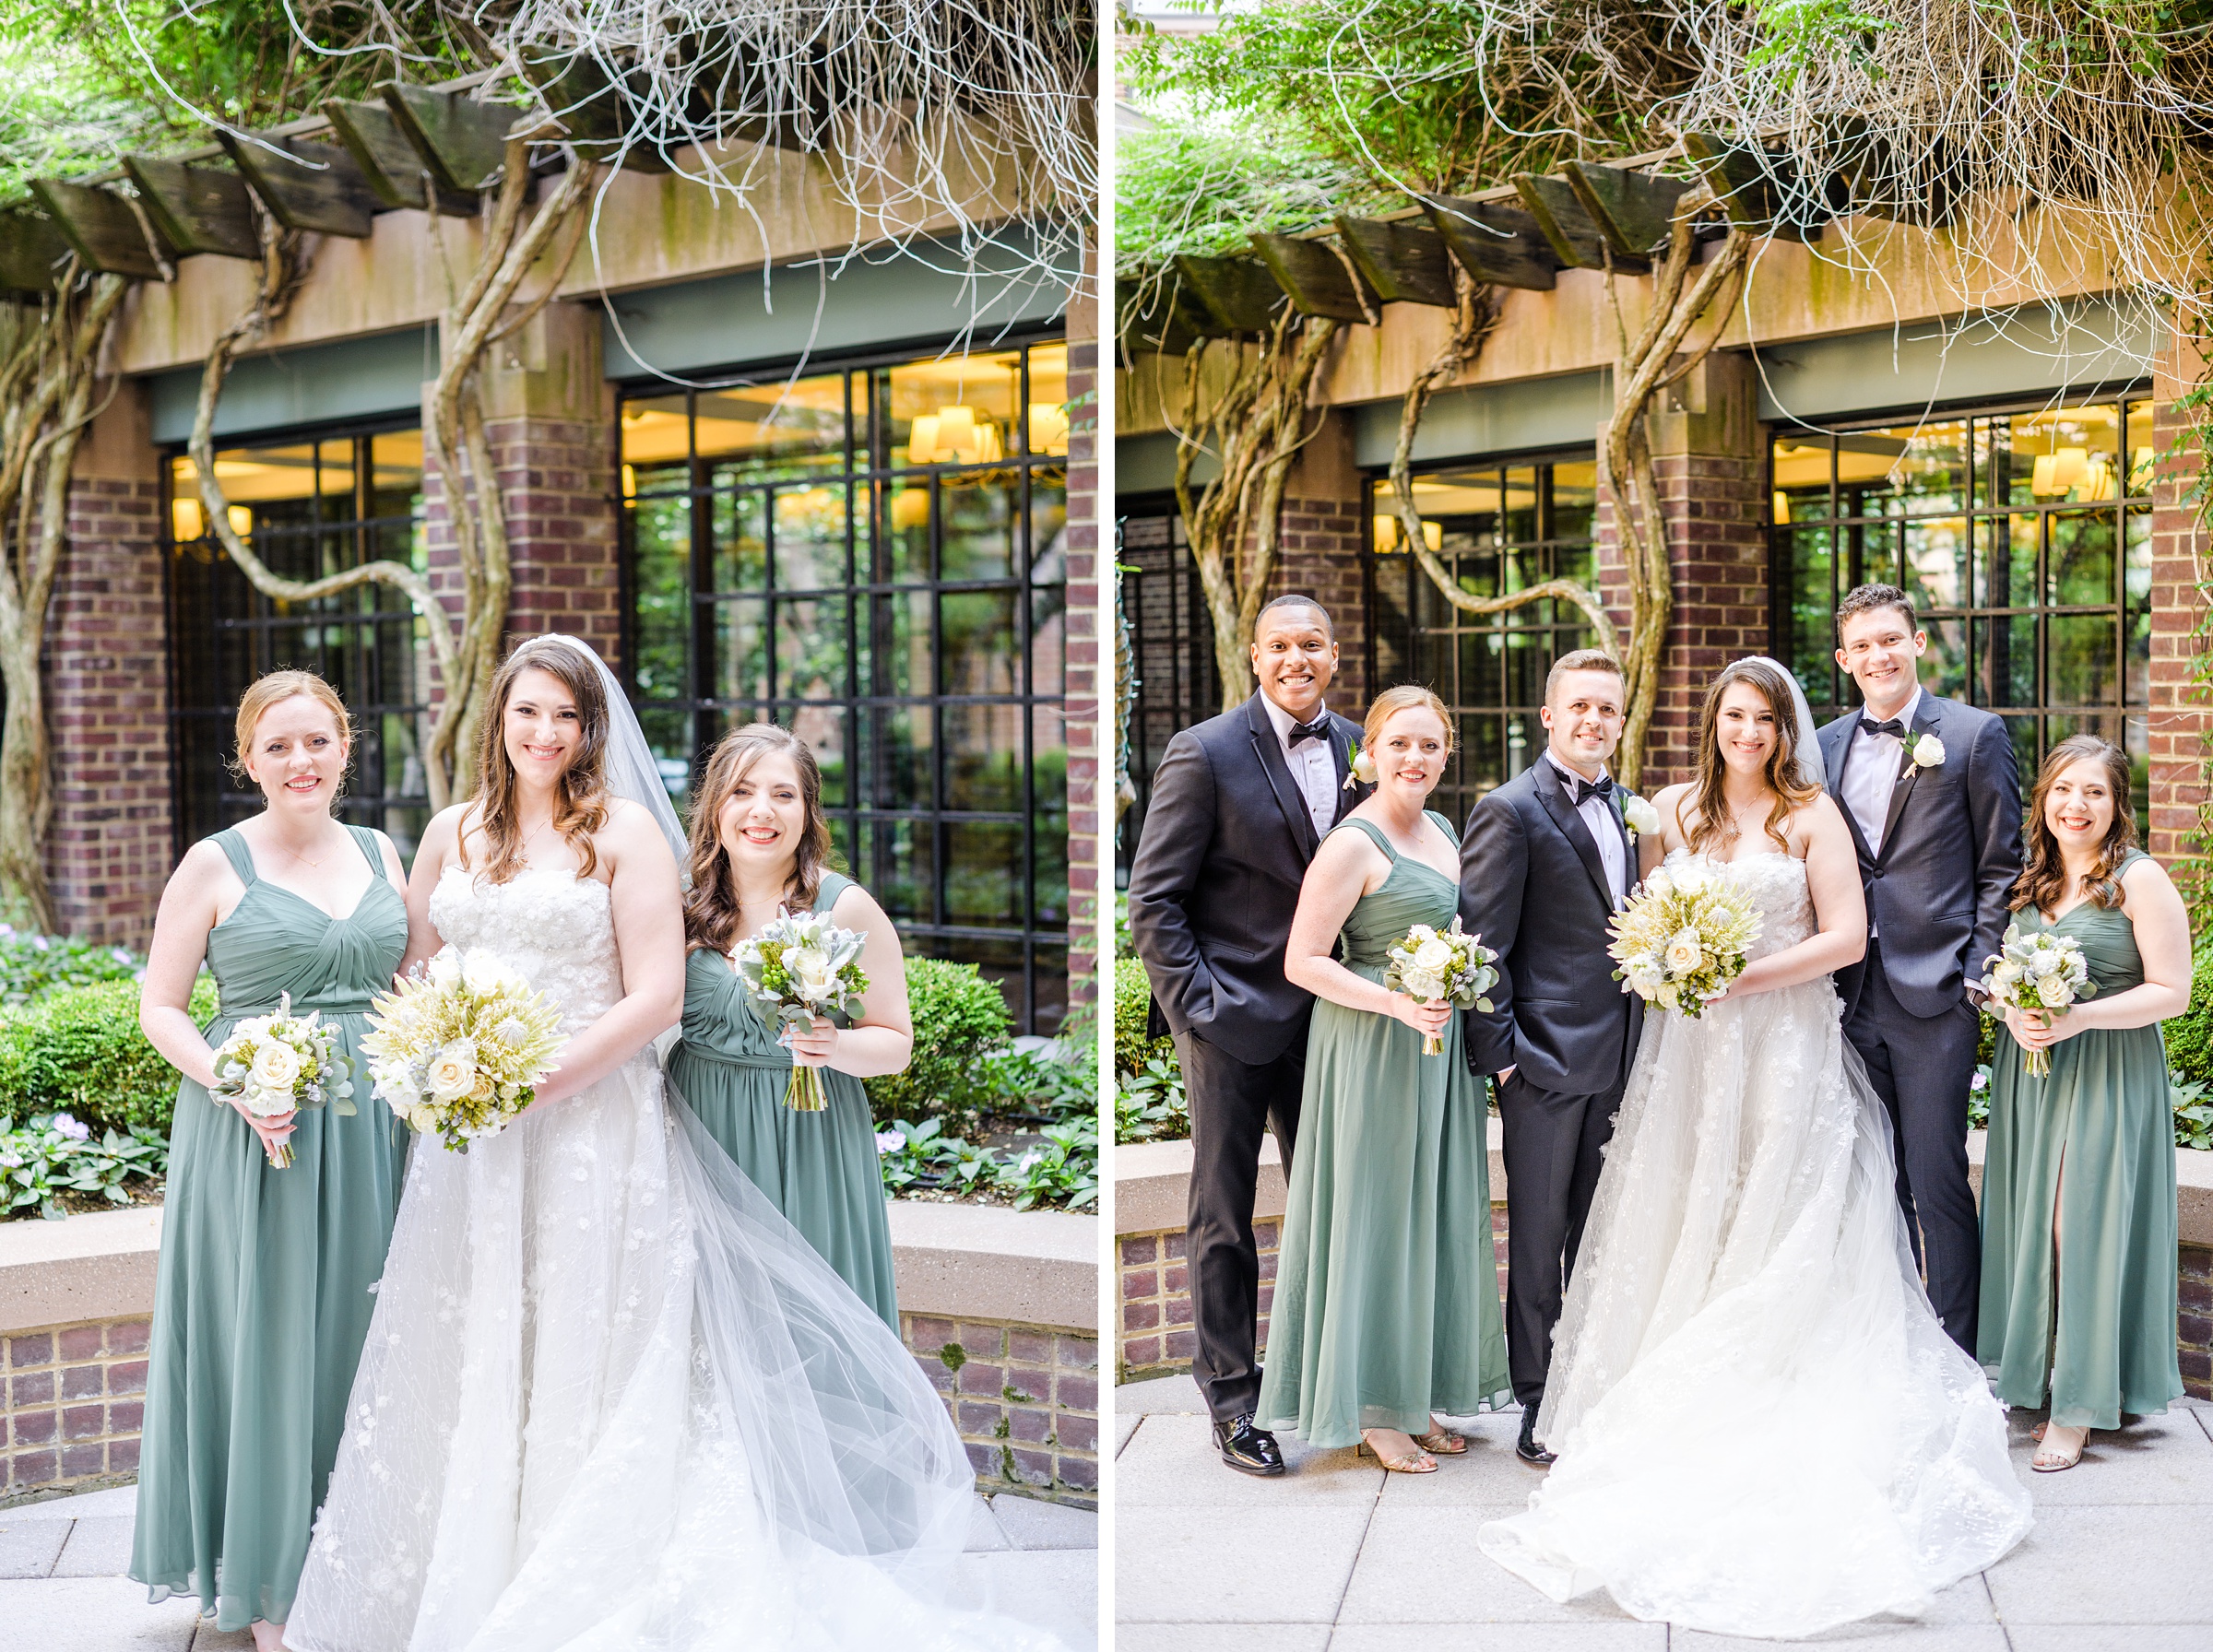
[1911,733,1945,770]
[1344,735,1377,791]
[1620,794,1663,842]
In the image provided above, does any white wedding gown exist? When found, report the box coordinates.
[287,866,1061,1652]
[1477,850,2032,1638]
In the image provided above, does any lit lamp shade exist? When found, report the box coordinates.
[227,505,254,538]
[172,497,204,541]
[1029,401,1070,455]
[1373,513,1443,552]
[891,488,930,530]
[908,406,1002,466]
[907,414,941,465]
[2031,446,2092,497]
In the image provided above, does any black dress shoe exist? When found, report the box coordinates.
[1516,1405,1556,1467]
[1213,1412,1287,1476]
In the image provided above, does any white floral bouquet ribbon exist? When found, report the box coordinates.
[1382,917,1499,1056]
[729,908,871,1111]
[1606,862,1762,1020]
[208,991,355,1168]
[1978,922,2096,1078]
[360,949,568,1151]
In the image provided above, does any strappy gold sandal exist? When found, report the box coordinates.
[2032,1422,2088,1472]
[1358,1433,1438,1474]
[1413,1424,1468,1455]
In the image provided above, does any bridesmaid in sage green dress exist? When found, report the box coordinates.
[669,721,912,1327]
[1259,686,1511,1472]
[1979,734,2191,1472]
[130,672,409,1650]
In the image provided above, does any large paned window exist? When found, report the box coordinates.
[1772,397,2153,816]
[166,426,432,854]
[1116,505,1218,874]
[1367,456,1600,825]
[622,339,1070,1032]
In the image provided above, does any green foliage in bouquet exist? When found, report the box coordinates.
[0,975,219,1137]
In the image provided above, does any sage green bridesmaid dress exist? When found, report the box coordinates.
[1978,848,2185,1430]
[667,869,899,1328]
[131,826,408,1631]
[1257,813,1512,1448]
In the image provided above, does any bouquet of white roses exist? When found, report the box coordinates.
[208,992,354,1168]
[1608,862,1761,1019]
[731,909,870,1111]
[1978,923,2097,1078]
[1382,918,1499,1056]
[359,950,568,1150]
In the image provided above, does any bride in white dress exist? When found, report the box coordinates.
[1477,656,2031,1638]
[287,635,1059,1652]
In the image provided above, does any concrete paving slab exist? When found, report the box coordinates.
[52,1516,136,1579]
[1982,1504,2210,1623]
[186,1627,255,1650]
[1998,1407,2213,1503]
[1118,1373,1204,1415]
[1336,1504,1639,1626]
[1372,1411,1546,1505]
[2009,1628,2213,1652]
[0,1575,203,1649]
[965,1496,1012,1552]
[970,1547,1096,1648]
[1117,1625,1333,1652]
[1331,1627,1668,1652]
[0,1516,69,1581]
[1117,1504,1371,1623]
[1117,1412,1142,1452]
[990,1494,1098,1551]
[1675,1629,2009,1652]
[1118,1412,1385,1506]
[1,1484,138,1519]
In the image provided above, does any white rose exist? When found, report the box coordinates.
[1627,960,1664,996]
[428,950,462,989]
[1623,796,1663,837]
[1644,868,1673,900]
[249,1040,302,1097]
[2037,975,2072,1009]
[1350,748,1377,785]
[464,952,524,997]
[2027,949,2061,979]
[1412,938,1455,973]
[1400,968,1444,1001]
[1911,733,1945,768]
[1657,982,1681,1010]
[426,1038,479,1102]
[1664,927,1704,974]
[1992,961,2022,987]
[1674,866,1707,897]
[788,945,836,1003]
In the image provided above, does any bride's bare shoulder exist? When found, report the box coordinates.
[1652,782,1697,836]
[1786,790,1849,852]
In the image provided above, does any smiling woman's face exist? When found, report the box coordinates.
[716,750,808,881]
[501,667,583,787]
[1372,705,1449,797]
[1714,681,1780,776]
[244,694,348,817]
[2044,756,2116,852]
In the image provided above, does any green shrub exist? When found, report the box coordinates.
[865,958,1013,1126]
[0,1110,166,1221]
[0,976,219,1138]
[2162,942,2213,1089]
[1115,955,1173,1078]
[0,928,145,1008]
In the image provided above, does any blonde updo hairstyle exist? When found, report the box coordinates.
[1362,684,1456,758]
[227,670,354,798]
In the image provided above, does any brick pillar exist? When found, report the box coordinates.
[2147,364,2210,875]
[1272,410,1368,715]
[45,384,171,946]
[1065,272,1101,1028]
[1598,349,1771,788]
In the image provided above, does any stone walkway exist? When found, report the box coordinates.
[0,1481,1096,1649]
[1118,1372,2213,1650]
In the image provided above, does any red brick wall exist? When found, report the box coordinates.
[1641,448,1770,787]
[1272,493,1369,715]
[904,1313,1099,1504]
[1067,329,1100,1022]
[2147,395,2209,873]
[2,1316,149,1496]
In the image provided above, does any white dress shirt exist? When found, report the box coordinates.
[1840,687,1922,860]
[1545,749,1627,906]
[1263,695,1340,843]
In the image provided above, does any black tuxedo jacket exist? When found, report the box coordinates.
[1127,692,1370,1066]
[1458,757,1642,1093]
[1817,693,2022,1021]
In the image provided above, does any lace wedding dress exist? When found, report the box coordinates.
[1477,850,2031,1638]
[287,866,1056,1652]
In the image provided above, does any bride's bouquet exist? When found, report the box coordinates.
[1979,923,2097,1078]
[208,993,354,1168]
[730,909,870,1111]
[1382,918,1498,1056]
[1608,863,1761,1019]
[360,950,568,1150]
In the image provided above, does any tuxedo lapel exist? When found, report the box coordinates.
[1823,718,1877,866]
[1244,694,1320,862]
[1876,699,1941,864]
[1534,759,1615,906]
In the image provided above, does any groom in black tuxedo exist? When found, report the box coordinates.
[1127,596,1369,1476]
[1817,583,2020,1353]
[1459,649,1643,1466]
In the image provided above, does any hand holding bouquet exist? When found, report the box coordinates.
[730,910,870,1111]
[209,992,355,1168]
[1979,923,2096,1078]
[360,950,568,1150]
[1608,862,1761,1019]
[1382,918,1499,1056]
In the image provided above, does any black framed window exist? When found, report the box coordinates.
[1115,502,1218,878]
[165,424,432,855]
[621,337,1070,1032]
[1771,395,2153,817]
[1367,454,1600,825]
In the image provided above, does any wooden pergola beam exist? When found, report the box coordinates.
[1421,195,1560,291]
[323,98,478,216]
[1334,216,1456,308]
[519,51,672,172]
[1510,173,1642,273]
[380,82,523,196]
[0,210,77,296]
[1681,134,1827,242]
[28,178,171,279]
[1117,275,1204,357]
[1563,161,1689,261]
[1250,232,1379,324]
[219,133,376,238]
[1172,254,1287,335]
[121,158,259,260]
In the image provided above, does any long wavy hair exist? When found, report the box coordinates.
[460,636,612,885]
[1685,657,1821,855]
[2013,734,2136,914]
[682,722,838,955]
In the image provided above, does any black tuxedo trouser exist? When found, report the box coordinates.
[1497,1069,1621,1409]
[1842,937,1982,1353]
[1175,1029,1303,1425]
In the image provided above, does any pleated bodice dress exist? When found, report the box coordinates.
[1978,849,2185,1429]
[131,825,408,1631]
[666,870,899,1328]
[1255,813,1511,1447]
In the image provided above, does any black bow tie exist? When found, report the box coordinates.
[1859,717,1907,738]
[1568,773,1614,807]
[1287,715,1331,748]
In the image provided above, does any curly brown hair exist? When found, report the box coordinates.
[682,722,838,955]
[1684,657,1822,856]
[2013,734,2137,915]
[460,636,612,885]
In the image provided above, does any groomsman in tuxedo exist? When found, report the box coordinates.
[1127,596,1369,1476]
[1817,583,2020,1353]
[1460,650,1643,1466]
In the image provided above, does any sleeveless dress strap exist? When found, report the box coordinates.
[811,869,856,913]
[1331,816,1398,859]
[212,828,257,886]
[344,824,385,877]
